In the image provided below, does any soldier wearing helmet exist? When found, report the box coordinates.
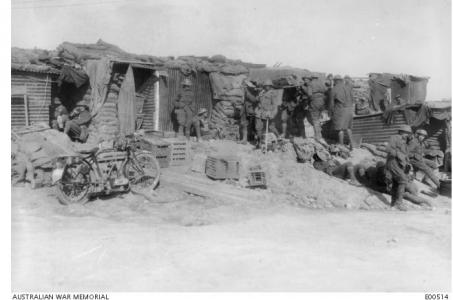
[254,79,280,142]
[293,72,327,140]
[384,124,413,210]
[239,80,260,144]
[173,78,195,138]
[407,128,440,189]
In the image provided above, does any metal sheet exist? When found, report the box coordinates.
[351,111,407,144]
[11,71,55,128]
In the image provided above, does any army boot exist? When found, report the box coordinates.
[393,184,408,211]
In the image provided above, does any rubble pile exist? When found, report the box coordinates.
[11,127,80,186]
[352,78,371,103]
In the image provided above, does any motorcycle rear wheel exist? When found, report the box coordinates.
[55,160,92,205]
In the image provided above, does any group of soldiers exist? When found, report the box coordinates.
[239,73,355,147]
[385,125,440,210]
[314,124,440,211]
[172,74,356,147]
[52,99,92,143]
[172,78,210,142]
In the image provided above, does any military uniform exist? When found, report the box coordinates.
[64,105,91,143]
[308,79,327,139]
[407,138,440,187]
[240,87,259,142]
[174,86,195,137]
[187,109,211,141]
[255,88,280,138]
[385,134,410,207]
[280,100,298,138]
[330,81,354,131]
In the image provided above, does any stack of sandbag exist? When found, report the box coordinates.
[208,73,247,140]
[87,73,122,143]
[352,78,371,108]
[210,100,241,140]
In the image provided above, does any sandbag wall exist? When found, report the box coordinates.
[209,73,247,140]
[87,73,122,143]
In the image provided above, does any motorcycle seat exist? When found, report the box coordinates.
[78,146,99,155]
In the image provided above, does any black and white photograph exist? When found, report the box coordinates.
[8,0,452,296]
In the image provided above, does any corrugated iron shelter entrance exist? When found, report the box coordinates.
[11,68,59,129]
[158,68,212,132]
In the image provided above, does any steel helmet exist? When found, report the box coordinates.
[182,78,192,86]
[416,129,428,136]
[263,79,273,87]
[333,75,343,80]
[398,125,412,134]
[198,108,208,115]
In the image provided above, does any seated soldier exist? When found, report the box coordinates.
[314,156,432,208]
[65,100,91,143]
[51,103,69,132]
[188,108,211,142]
[408,129,440,189]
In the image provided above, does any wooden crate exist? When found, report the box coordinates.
[163,137,189,166]
[138,136,171,168]
[205,155,240,180]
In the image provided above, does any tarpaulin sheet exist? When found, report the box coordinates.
[383,103,450,127]
[118,65,136,136]
[57,65,89,88]
[369,73,429,111]
[86,58,112,118]
[209,72,247,103]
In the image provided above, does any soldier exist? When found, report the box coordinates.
[173,78,195,138]
[308,73,328,140]
[255,79,280,142]
[329,75,354,150]
[51,102,69,132]
[239,80,259,144]
[385,125,413,211]
[188,108,210,142]
[280,93,298,138]
[293,75,312,138]
[408,129,440,189]
[64,100,91,143]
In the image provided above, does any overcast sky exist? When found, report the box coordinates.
[11,0,451,100]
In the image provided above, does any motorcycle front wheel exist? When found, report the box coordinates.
[55,159,92,205]
[124,150,160,196]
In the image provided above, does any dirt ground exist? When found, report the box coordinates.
[11,171,451,292]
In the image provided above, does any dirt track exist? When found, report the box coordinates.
[11,180,451,292]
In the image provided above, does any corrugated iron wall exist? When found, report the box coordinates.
[158,68,212,131]
[139,76,156,130]
[11,71,55,128]
[352,112,407,144]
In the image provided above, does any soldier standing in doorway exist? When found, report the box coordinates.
[173,78,195,138]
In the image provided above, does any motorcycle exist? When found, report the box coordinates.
[52,136,160,205]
